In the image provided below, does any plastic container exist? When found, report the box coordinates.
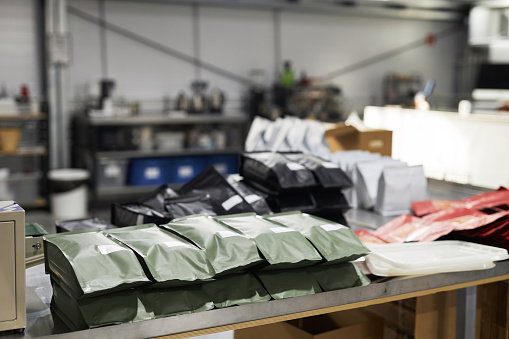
[96,158,128,187]
[0,128,22,152]
[127,158,170,186]
[168,156,206,184]
[48,169,90,220]
[0,172,41,205]
[155,132,185,150]
[365,241,509,277]
[207,154,238,176]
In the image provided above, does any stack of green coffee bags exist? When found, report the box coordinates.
[44,212,370,331]
[44,226,217,330]
[160,214,270,308]
[215,212,370,299]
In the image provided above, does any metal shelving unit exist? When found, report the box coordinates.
[73,112,250,203]
[0,113,47,121]
[91,147,242,160]
[77,113,248,126]
[0,113,48,208]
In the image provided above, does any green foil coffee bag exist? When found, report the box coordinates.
[140,285,214,318]
[255,269,322,300]
[50,279,152,330]
[105,224,215,287]
[214,213,322,270]
[201,272,271,308]
[265,211,370,264]
[161,214,263,275]
[306,262,370,292]
[44,229,150,299]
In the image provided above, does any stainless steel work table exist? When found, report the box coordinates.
[3,179,505,339]
[6,260,508,339]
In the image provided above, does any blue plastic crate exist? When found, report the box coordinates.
[168,156,207,184]
[127,158,171,186]
[207,154,239,175]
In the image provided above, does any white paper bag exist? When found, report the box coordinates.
[376,165,428,216]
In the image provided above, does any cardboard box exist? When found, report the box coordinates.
[234,309,384,339]
[0,201,25,332]
[324,123,392,156]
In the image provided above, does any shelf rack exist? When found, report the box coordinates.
[0,112,48,208]
[72,112,250,203]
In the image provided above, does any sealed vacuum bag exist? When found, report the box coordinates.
[355,158,406,210]
[50,279,152,331]
[306,263,370,292]
[51,279,213,330]
[310,188,350,212]
[240,152,317,192]
[161,214,263,275]
[164,191,216,220]
[375,165,427,216]
[255,268,322,300]
[201,272,270,308]
[242,180,316,213]
[412,187,509,217]
[139,285,214,318]
[44,229,150,299]
[265,211,369,264]
[105,224,215,287]
[282,153,353,189]
[245,116,272,152]
[214,213,322,269]
[138,184,179,212]
[111,202,171,227]
[179,167,255,215]
[226,175,272,215]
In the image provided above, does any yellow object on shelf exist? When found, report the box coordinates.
[0,128,22,152]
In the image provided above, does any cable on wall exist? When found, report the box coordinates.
[193,3,201,80]
[274,9,281,75]
[98,0,109,78]
[68,5,251,85]
[320,24,463,82]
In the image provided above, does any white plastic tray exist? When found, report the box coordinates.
[365,240,509,277]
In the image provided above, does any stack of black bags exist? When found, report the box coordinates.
[111,166,271,227]
[240,152,352,224]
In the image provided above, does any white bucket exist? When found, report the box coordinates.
[48,169,90,220]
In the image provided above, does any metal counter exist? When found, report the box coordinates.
[2,179,502,339]
[2,259,508,339]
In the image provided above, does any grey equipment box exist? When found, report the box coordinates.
[96,158,128,188]
[0,201,25,332]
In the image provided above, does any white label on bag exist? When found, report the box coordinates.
[145,167,161,180]
[98,245,126,255]
[221,195,243,211]
[218,230,243,238]
[322,162,340,169]
[286,162,305,171]
[245,194,262,204]
[320,224,346,231]
[178,166,193,178]
[164,241,191,249]
[270,227,295,234]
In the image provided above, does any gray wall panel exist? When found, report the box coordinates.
[0,0,40,98]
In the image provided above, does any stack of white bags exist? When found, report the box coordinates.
[245,116,427,216]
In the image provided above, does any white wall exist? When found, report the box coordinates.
[364,106,509,189]
[67,0,466,113]
[0,0,41,98]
